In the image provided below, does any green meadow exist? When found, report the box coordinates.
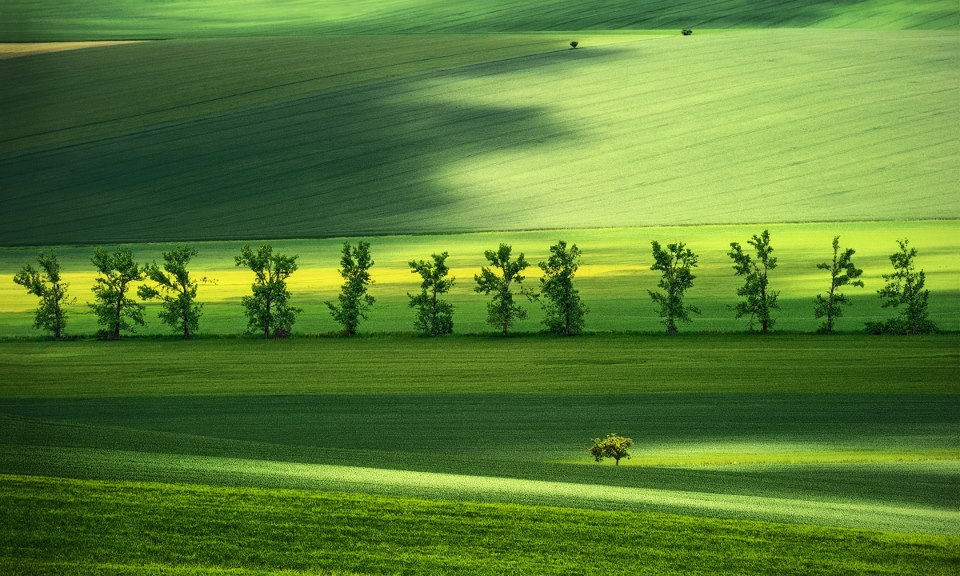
[2,0,960,573]
[2,29,957,244]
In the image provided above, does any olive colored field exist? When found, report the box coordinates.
[2,30,957,245]
[1,220,957,336]
[3,0,956,41]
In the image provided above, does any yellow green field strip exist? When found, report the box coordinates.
[3,445,957,535]
[1,220,956,335]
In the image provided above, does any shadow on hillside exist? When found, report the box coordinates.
[0,45,629,244]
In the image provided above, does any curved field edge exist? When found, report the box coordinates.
[2,475,958,576]
[2,31,957,245]
[3,0,957,41]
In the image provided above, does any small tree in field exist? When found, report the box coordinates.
[474,244,534,336]
[590,433,633,466]
[814,236,863,334]
[235,245,301,338]
[867,239,936,335]
[408,252,454,336]
[327,241,375,336]
[90,246,145,339]
[539,240,587,336]
[138,245,208,339]
[648,241,700,334]
[727,230,779,333]
[14,253,72,339]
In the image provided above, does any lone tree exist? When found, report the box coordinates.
[14,253,72,339]
[474,243,534,336]
[728,229,780,333]
[569,41,579,49]
[648,241,700,334]
[590,433,633,466]
[868,239,936,335]
[539,240,586,336]
[235,245,301,338]
[89,246,145,339]
[408,252,454,336]
[327,241,375,336]
[138,245,208,339]
[814,236,863,334]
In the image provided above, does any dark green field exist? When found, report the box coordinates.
[1,336,958,573]
[3,0,959,573]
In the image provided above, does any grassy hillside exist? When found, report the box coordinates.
[4,0,957,41]
[0,335,957,533]
[2,30,957,245]
[4,476,957,576]
[1,221,956,336]
[1,334,957,575]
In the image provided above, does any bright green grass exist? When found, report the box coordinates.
[1,221,957,336]
[2,0,957,40]
[0,335,956,532]
[4,476,957,576]
[2,31,957,245]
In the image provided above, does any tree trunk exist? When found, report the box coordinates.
[113,298,122,339]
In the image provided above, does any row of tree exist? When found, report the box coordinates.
[12,231,936,339]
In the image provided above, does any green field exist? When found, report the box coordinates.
[3,0,957,41]
[1,336,959,572]
[3,0,960,573]
[1,221,957,336]
[2,29,957,244]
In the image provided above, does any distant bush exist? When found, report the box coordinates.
[682,28,693,36]
[569,41,578,49]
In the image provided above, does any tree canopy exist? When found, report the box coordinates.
[408,252,454,336]
[474,244,533,337]
[235,245,301,338]
[89,246,145,339]
[327,241,375,336]
[13,253,72,339]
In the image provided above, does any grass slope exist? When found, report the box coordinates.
[3,0,957,41]
[2,31,957,245]
[1,335,956,533]
[1,221,957,335]
[4,476,957,576]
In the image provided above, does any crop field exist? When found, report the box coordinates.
[0,220,958,336]
[3,0,959,573]
[2,29,957,244]
[1,335,959,573]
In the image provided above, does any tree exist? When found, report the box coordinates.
[235,245,301,338]
[727,229,779,333]
[138,245,207,339]
[474,244,534,337]
[89,246,145,339]
[590,433,633,466]
[648,241,700,334]
[867,239,936,335]
[814,236,863,334]
[327,241,375,336]
[539,240,586,335]
[408,252,454,336]
[13,253,72,339]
